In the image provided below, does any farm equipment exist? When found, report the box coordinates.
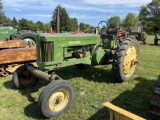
[12,22,140,118]
[0,26,37,45]
[128,27,146,45]
[98,20,128,40]
[102,75,160,120]
[0,40,36,76]
[103,102,145,120]
[0,26,37,76]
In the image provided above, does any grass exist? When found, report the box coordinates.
[0,35,160,120]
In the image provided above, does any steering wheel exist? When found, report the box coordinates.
[98,20,108,34]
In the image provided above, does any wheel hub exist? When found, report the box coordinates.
[123,44,138,77]
[49,89,69,112]
[19,70,36,86]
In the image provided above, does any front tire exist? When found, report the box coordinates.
[112,38,140,82]
[12,65,39,89]
[39,80,74,118]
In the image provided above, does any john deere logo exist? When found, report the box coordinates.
[0,31,8,34]
[68,41,80,44]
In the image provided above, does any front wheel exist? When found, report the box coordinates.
[39,80,74,118]
[12,65,39,89]
[112,38,140,82]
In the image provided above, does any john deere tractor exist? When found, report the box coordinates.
[12,22,140,118]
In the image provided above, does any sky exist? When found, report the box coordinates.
[2,0,152,26]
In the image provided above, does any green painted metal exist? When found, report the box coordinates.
[27,65,50,81]
[92,45,105,65]
[101,35,117,49]
[22,38,36,46]
[0,26,16,40]
[33,32,116,72]
[36,33,101,70]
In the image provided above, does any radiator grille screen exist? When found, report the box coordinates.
[41,42,54,62]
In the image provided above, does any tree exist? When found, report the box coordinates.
[51,5,71,32]
[123,13,138,29]
[44,23,51,31]
[0,0,5,25]
[37,21,45,31]
[79,22,84,31]
[108,16,121,28]
[70,18,78,31]
[12,17,18,28]
[139,0,160,32]
[84,23,90,31]
[0,0,11,26]
[79,22,91,31]
[27,20,38,31]
[19,18,30,28]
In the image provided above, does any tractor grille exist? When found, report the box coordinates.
[40,42,54,62]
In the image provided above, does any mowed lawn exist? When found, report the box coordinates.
[0,35,160,120]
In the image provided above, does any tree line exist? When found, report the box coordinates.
[50,5,90,32]
[107,0,160,34]
[0,0,160,33]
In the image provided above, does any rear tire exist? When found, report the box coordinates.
[112,38,140,82]
[11,30,37,46]
[39,80,74,118]
[12,65,39,89]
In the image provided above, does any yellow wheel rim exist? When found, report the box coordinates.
[123,44,138,77]
[48,89,69,112]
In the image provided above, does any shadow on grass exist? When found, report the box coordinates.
[2,65,116,119]
[149,43,160,46]
[55,65,116,84]
[3,79,15,90]
[4,65,145,119]
[88,77,156,120]
[24,102,47,119]
[3,78,48,102]
[3,78,49,119]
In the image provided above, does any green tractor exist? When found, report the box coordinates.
[12,22,140,118]
[0,26,37,45]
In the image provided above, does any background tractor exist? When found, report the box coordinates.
[98,20,129,40]
[12,21,140,118]
[0,26,37,45]
[0,26,37,76]
[127,27,146,45]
